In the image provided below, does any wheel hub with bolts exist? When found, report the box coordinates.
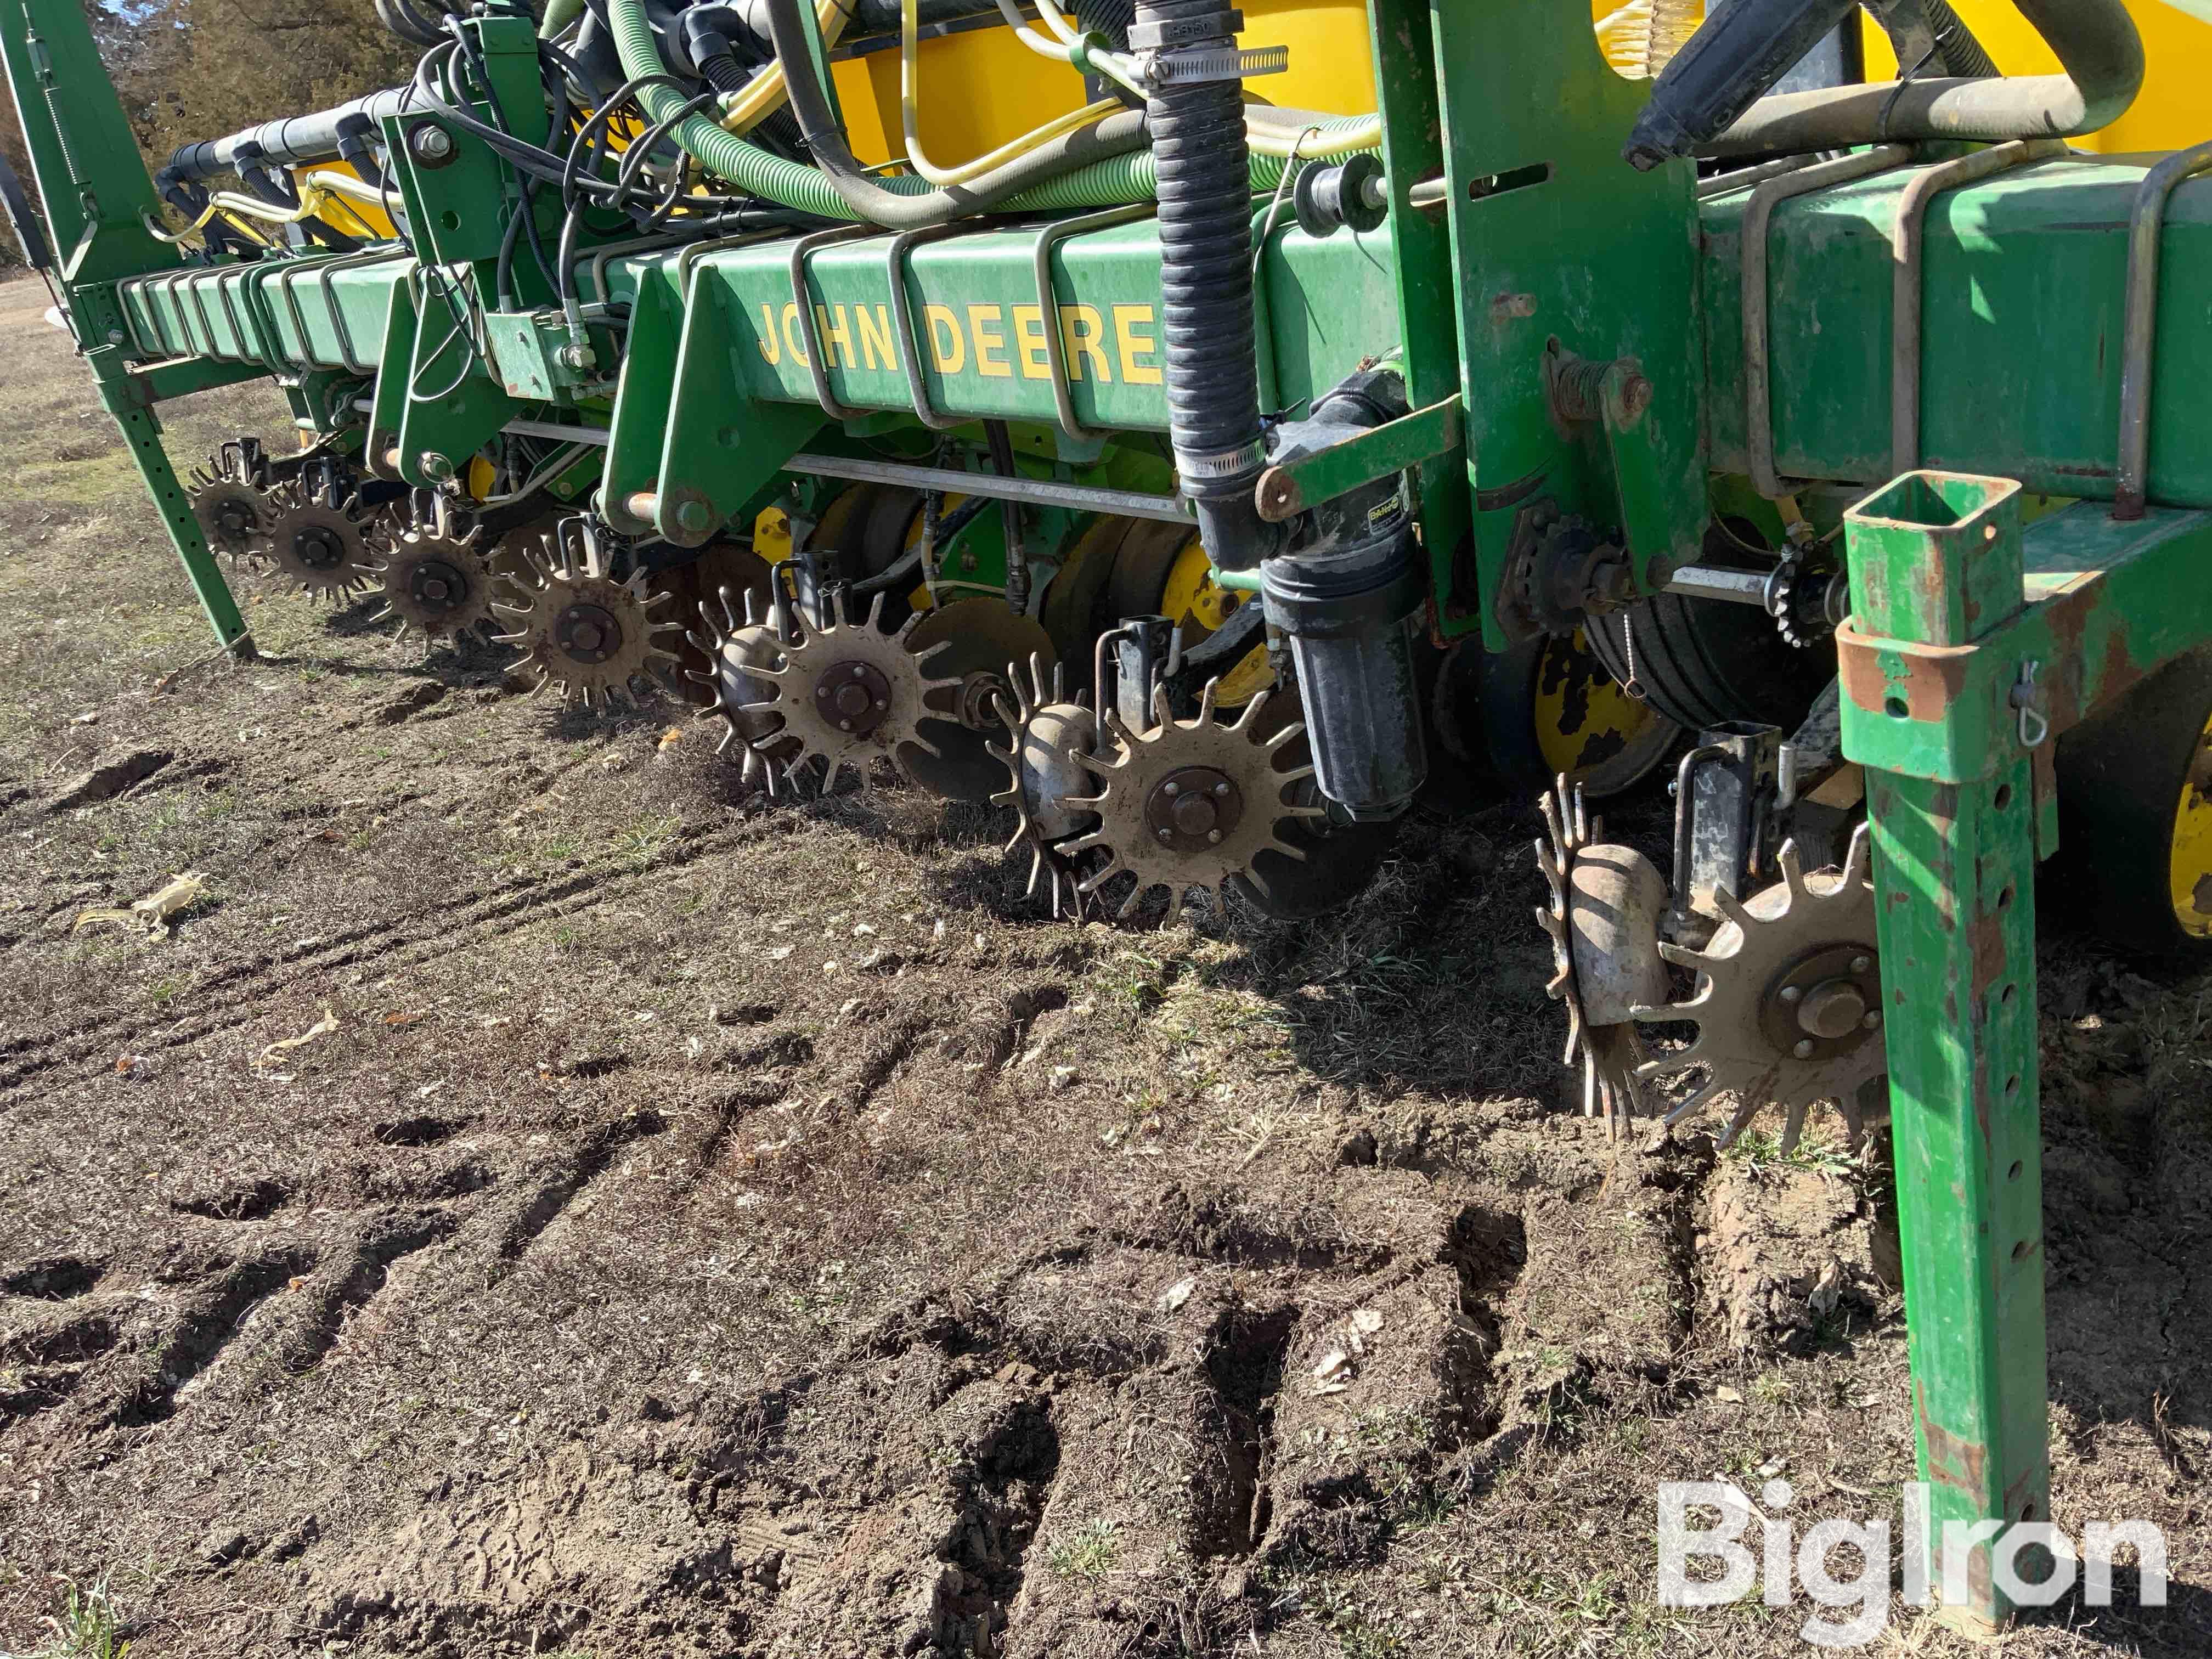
[1146,766,1243,850]
[557,603,624,665]
[212,495,256,539]
[1760,943,1882,1063]
[815,660,893,736]
[257,477,376,599]
[292,525,346,572]
[408,558,468,617]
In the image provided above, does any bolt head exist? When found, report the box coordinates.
[1206,830,1222,844]
[1157,828,1173,842]
[839,719,853,732]
[1162,781,1180,796]
[1214,782,1230,796]
[1780,985,1803,1003]
[1792,1039,1815,1060]
[1850,955,1872,974]
[1863,1011,1882,1030]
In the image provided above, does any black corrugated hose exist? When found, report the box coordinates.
[1135,0,1277,571]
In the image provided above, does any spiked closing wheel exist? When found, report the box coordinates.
[1533,776,1663,1140]
[688,585,805,794]
[187,468,268,563]
[905,598,1057,805]
[1632,824,1889,1154]
[187,441,278,566]
[986,653,1096,918]
[491,527,682,708]
[365,496,498,645]
[726,587,964,794]
[1058,681,1322,926]
[255,476,376,599]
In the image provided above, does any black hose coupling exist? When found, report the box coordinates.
[333,113,387,191]
[1623,0,1861,168]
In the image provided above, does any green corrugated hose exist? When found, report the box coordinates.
[600,0,1370,221]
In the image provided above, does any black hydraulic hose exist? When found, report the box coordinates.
[376,0,451,48]
[698,49,749,92]
[234,140,363,253]
[758,0,1152,228]
[230,142,298,207]
[333,113,387,190]
[1132,0,1276,572]
[1673,0,2142,162]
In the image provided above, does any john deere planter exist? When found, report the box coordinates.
[10,0,2212,1626]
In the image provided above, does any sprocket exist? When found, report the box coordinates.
[1633,825,1889,1153]
[724,586,963,793]
[1057,681,1322,924]
[492,521,681,708]
[365,494,498,646]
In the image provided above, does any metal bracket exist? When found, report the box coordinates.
[1252,392,1460,521]
[788,222,886,423]
[884,221,970,432]
[1838,473,2212,784]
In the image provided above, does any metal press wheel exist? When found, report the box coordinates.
[2055,644,2212,964]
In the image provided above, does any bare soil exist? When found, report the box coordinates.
[0,273,2205,1658]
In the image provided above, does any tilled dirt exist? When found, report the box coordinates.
[0,275,2207,1658]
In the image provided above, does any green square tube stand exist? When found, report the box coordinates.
[1845,471,2049,1634]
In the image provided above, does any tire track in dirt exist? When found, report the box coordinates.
[104,1249,315,1427]
[483,1108,671,1277]
[0,823,765,1103]
[277,1210,456,1374]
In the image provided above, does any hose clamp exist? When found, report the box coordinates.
[1125,11,1245,49]
[1138,43,1288,87]
[1176,439,1269,483]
